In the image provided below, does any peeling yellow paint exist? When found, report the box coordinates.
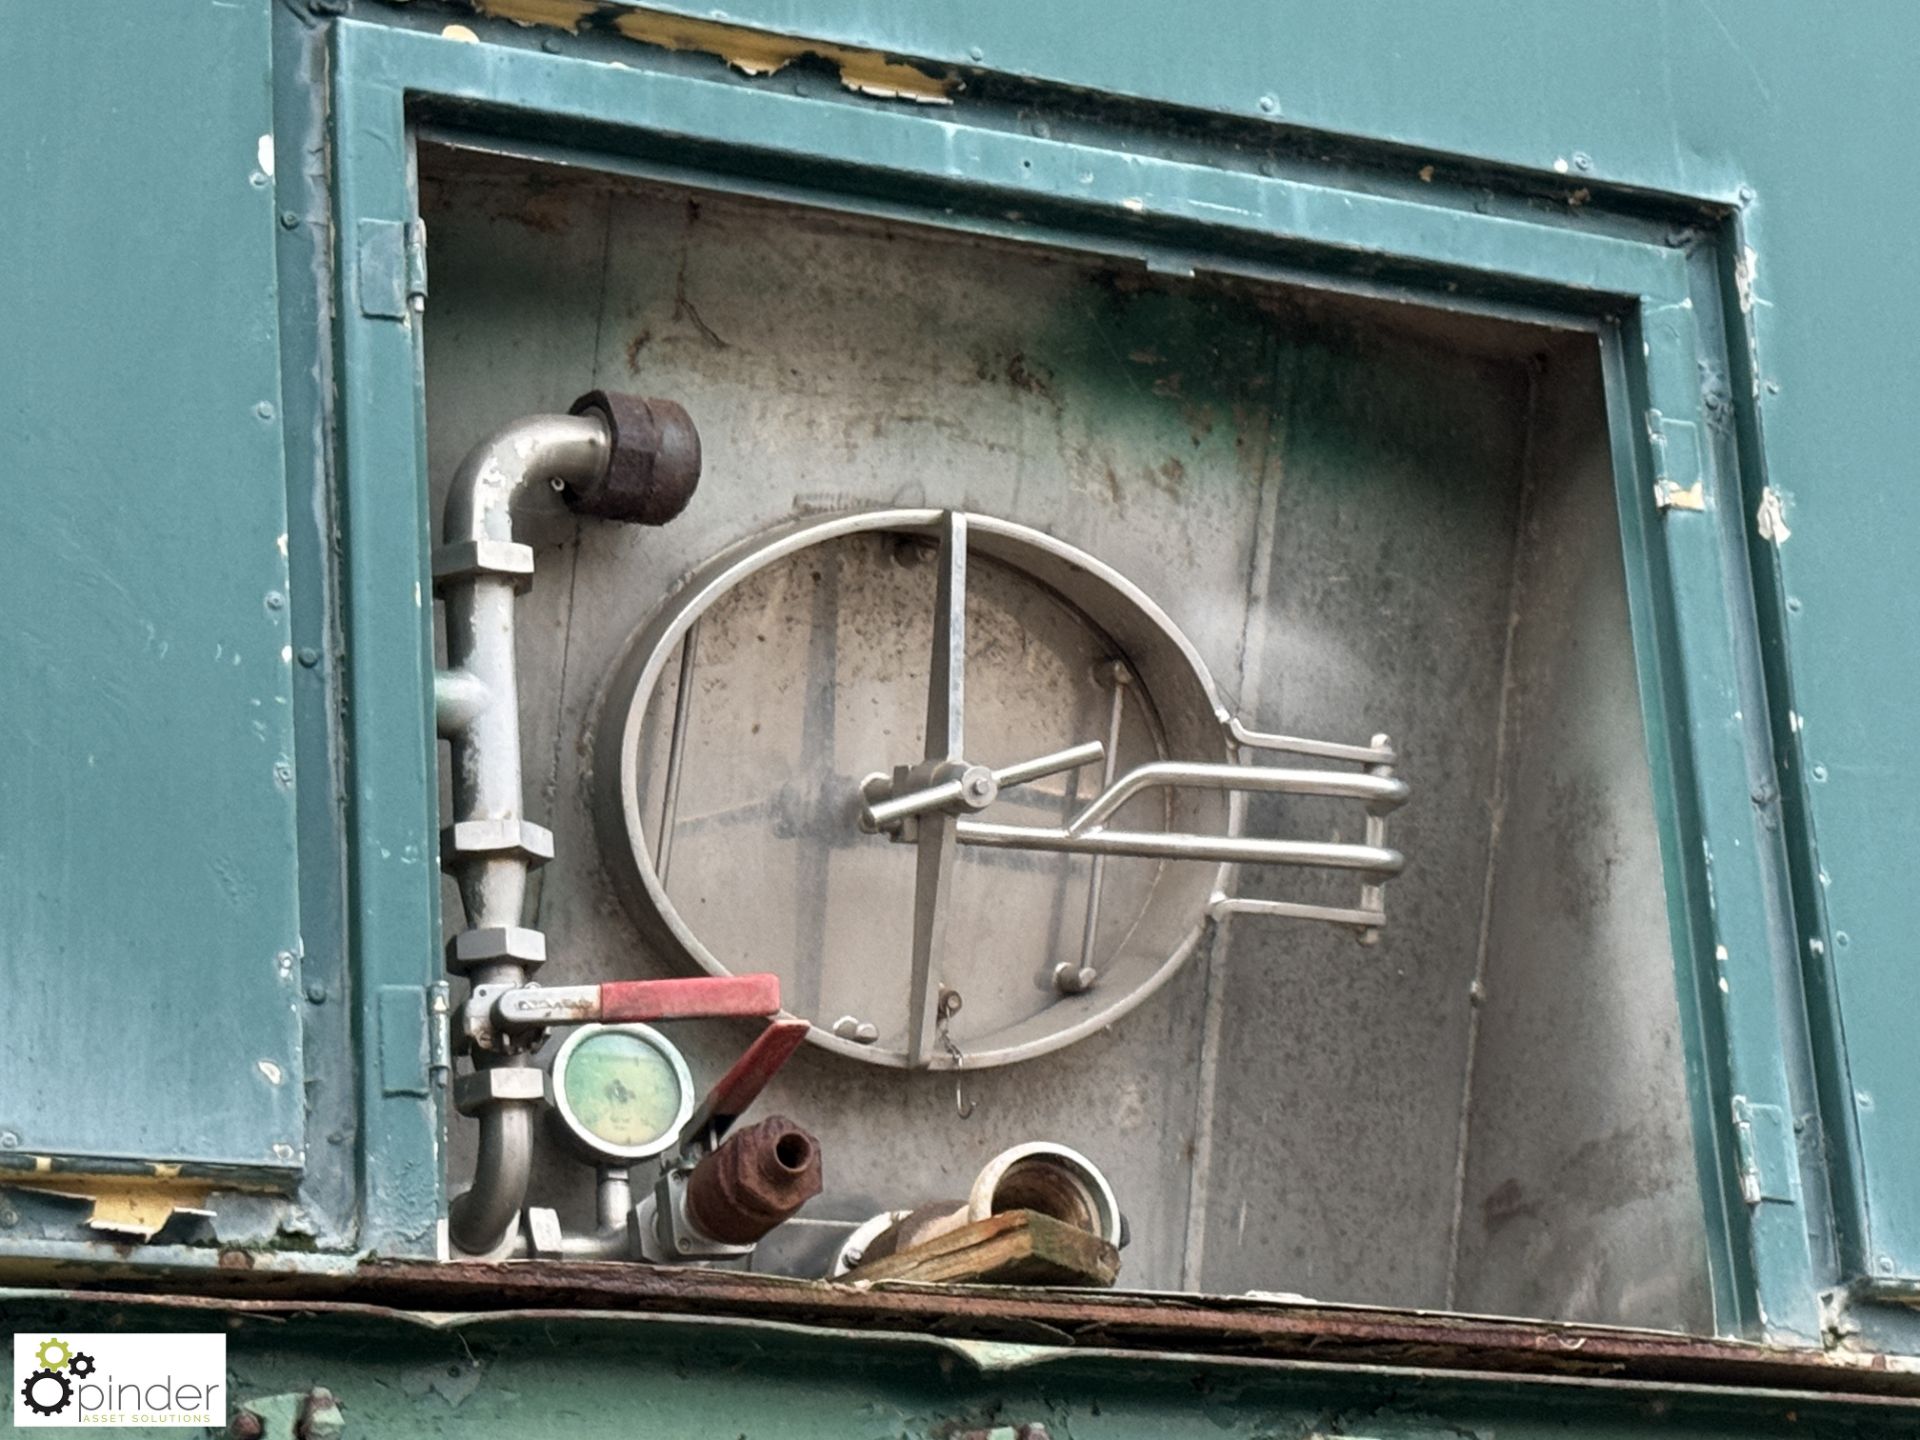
[5,1175,214,1240]
[610,9,954,101]
[473,0,596,31]
[466,0,954,103]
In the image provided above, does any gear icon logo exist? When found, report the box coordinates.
[19,1336,83,1417]
[20,1367,73,1417]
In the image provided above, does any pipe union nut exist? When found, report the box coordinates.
[446,926,548,975]
[441,818,556,868]
[523,1206,567,1259]
[566,390,701,526]
[453,1066,546,1116]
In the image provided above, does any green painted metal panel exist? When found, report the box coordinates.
[0,2,303,1172]
[5,0,1917,1374]
[325,34,448,1255]
[328,15,1845,1343]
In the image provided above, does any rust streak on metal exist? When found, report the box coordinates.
[33,1262,1920,1401]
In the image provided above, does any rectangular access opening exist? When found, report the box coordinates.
[421,140,1711,1332]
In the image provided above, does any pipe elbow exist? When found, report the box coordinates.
[449,1101,536,1255]
[441,413,611,547]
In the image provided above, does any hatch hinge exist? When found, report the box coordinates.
[427,979,452,1085]
[1732,1096,1799,1205]
[378,981,450,1097]
[1647,408,1705,511]
[356,217,428,320]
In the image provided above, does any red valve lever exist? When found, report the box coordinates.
[681,1018,812,1148]
[597,973,781,1023]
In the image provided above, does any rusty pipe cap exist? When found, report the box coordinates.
[566,389,701,526]
[685,1114,823,1245]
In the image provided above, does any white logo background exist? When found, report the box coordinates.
[13,1332,225,1428]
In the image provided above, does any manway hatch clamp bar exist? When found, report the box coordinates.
[855,512,1410,1068]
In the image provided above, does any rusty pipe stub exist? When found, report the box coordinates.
[684,1114,823,1245]
[566,389,701,526]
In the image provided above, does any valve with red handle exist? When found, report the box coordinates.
[494,970,822,1264]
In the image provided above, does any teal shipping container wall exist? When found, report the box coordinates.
[4,1,1920,1433]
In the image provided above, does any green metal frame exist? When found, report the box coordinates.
[320,12,1825,1339]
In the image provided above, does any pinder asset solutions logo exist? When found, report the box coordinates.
[14,1332,225,1428]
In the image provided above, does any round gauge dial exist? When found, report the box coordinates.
[548,1023,695,1162]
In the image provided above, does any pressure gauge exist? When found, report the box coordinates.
[547,1023,695,1163]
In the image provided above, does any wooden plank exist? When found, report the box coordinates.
[844,1210,1119,1287]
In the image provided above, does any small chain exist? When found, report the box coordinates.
[936,988,975,1119]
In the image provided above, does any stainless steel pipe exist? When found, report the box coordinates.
[956,820,1405,874]
[442,416,608,1256]
[830,1142,1120,1275]
[439,402,700,1256]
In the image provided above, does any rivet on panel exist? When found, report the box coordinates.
[0,1132,18,1149]
[1257,95,1277,113]
[1811,764,1828,783]
[1835,931,1851,949]
[266,591,286,611]
[254,401,276,421]
[280,210,300,230]
[298,647,321,668]
[969,45,984,61]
